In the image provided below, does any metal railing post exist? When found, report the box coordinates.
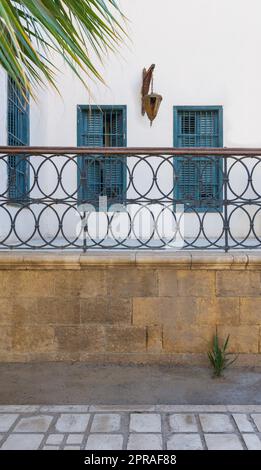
[223,155,229,252]
[83,210,87,253]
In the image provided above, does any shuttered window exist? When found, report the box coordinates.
[77,106,126,207]
[174,107,223,211]
[7,77,30,201]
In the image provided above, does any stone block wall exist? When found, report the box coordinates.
[0,252,260,364]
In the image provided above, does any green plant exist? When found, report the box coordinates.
[208,328,238,377]
[0,0,125,94]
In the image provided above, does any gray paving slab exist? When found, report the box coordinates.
[0,406,260,450]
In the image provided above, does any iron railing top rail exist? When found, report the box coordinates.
[1,146,261,156]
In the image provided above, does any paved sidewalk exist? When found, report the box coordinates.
[0,405,261,450]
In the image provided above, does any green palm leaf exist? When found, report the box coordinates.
[0,0,126,95]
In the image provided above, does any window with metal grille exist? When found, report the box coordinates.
[77,106,126,208]
[7,77,30,201]
[173,106,223,211]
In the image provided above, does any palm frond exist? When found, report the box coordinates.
[0,0,126,94]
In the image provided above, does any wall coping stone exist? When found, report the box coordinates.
[0,251,260,270]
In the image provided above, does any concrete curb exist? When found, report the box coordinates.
[0,404,261,412]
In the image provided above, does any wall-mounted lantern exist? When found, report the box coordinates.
[141,64,162,126]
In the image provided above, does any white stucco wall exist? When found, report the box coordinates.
[0,70,7,145]
[24,0,261,148]
[1,0,261,248]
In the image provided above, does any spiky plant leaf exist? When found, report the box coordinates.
[208,328,238,377]
[0,0,126,95]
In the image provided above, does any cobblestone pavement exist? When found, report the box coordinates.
[0,406,261,450]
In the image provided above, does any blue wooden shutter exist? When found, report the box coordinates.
[79,107,126,207]
[80,109,103,203]
[7,77,29,201]
[174,108,222,210]
[104,110,125,203]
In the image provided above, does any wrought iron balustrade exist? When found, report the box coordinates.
[0,146,261,251]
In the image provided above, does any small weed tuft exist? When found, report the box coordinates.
[208,327,238,377]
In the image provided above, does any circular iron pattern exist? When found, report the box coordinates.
[0,150,260,251]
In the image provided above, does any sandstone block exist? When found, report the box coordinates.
[3,271,55,298]
[217,325,259,353]
[158,270,178,297]
[107,268,157,297]
[0,326,12,351]
[54,325,105,354]
[196,297,240,325]
[12,326,55,353]
[163,325,212,353]
[133,297,197,327]
[240,298,261,325]
[105,326,146,353]
[216,272,261,297]
[0,298,13,324]
[177,271,215,297]
[79,325,105,352]
[80,297,131,324]
[147,326,163,352]
[54,270,107,298]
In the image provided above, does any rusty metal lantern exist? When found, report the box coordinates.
[141,64,163,126]
[143,93,163,126]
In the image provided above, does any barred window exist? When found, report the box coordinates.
[174,107,223,210]
[77,106,126,207]
[7,77,30,201]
